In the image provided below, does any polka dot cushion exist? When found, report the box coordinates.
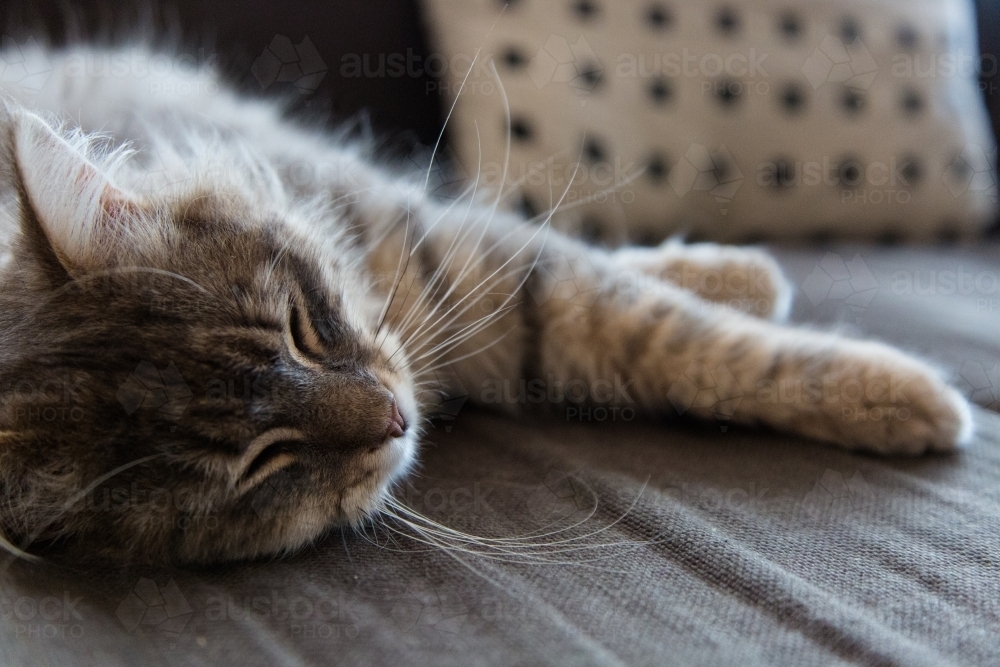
[421,0,998,244]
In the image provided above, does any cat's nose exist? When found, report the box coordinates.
[387,398,407,439]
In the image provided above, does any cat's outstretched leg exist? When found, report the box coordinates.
[365,206,969,455]
[528,241,971,455]
[610,240,793,321]
[348,161,968,455]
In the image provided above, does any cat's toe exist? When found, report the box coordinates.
[844,369,975,455]
[895,384,974,453]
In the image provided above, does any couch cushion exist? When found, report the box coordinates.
[423,0,997,244]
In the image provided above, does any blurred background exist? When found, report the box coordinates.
[0,1,445,145]
[1,0,996,242]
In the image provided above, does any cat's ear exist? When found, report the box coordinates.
[13,112,140,275]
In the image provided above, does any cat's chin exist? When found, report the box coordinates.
[285,418,420,555]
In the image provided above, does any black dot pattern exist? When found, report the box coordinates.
[840,16,861,44]
[714,79,742,107]
[648,77,672,105]
[767,157,796,189]
[839,158,863,187]
[573,0,599,20]
[583,136,608,163]
[645,3,672,30]
[715,6,740,35]
[579,216,606,243]
[518,193,539,219]
[712,153,736,182]
[896,24,919,50]
[502,46,527,69]
[841,88,865,115]
[900,155,922,185]
[901,89,924,116]
[473,3,988,243]
[509,116,534,142]
[779,11,801,40]
[575,62,604,90]
[645,153,669,183]
[780,82,806,114]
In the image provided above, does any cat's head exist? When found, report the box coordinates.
[0,109,419,563]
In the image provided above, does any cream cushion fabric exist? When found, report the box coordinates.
[422,0,997,244]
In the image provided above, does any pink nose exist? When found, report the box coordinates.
[387,400,407,439]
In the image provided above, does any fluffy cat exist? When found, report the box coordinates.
[0,45,973,564]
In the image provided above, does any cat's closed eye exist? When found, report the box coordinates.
[230,427,305,493]
[286,302,325,363]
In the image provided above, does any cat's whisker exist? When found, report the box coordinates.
[376,507,651,566]
[385,477,652,548]
[385,215,550,363]
[420,45,482,194]
[374,200,425,343]
[391,262,528,363]
[410,327,518,379]
[387,61,524,344]
[408,322,518,380]
[374,206,416,346]
[381,128,493,340]
[397,207,555,371]
[398,272,544,377]
[390,73,522,356]
[383,495,602,547]
[377,200,436,351]
[405,302,521,367]
[379,150,484,333]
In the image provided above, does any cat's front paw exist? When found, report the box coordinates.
[614,242,793,321]
[818,347,974,455]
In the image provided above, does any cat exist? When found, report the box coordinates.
[0,45,973,565]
